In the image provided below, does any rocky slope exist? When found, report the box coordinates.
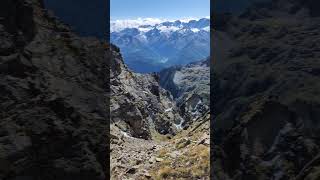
[212,0,320,179]
[0,0,108,179]
[159,59,210,128]
[110,45,183,140]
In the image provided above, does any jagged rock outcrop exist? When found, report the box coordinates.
[212,0,320,179]
[0,0,108,179]
[110,45,183,140]
[159,59,210,128]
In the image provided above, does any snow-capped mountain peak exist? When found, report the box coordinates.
[110,17,210,73]
[111,17,210,33]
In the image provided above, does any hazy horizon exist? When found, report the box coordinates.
[110,16,210,32]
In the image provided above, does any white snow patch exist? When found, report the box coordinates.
[165,107,173,112]
[111,18,165,32]
[191,28,200,33]
[157,25,180,33]
[138,27,152,32]
[121,131,133,138]
[197,99,203,105]
[173,71,184,85]
[174,118,185,130]
[136,33,148,42]
[202,26,210,32]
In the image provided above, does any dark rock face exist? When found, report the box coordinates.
[0,0,35,51]
[212,0,320,179]
[0,0,108,179]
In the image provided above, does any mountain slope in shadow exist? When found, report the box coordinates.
[212,0,320,179]
[0,0,108,179]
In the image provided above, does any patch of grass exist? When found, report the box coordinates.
[175,138,191,149]
[151,144,210,179]
[150,128,172,142]
[155,166,191,179]
[161,159,172,166]
[157,167,173,179]
[189,145,210,177]
[158,149,168,158]
[149,119,210,179]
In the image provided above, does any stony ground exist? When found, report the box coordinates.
[111,124,168,180]
[111,112,210,180]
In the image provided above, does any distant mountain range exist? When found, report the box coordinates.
[111,18,210,73]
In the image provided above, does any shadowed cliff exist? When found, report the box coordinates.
[212,0,320,179]
[0,0,109,179]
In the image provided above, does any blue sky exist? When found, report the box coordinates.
[111,0,210,20]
